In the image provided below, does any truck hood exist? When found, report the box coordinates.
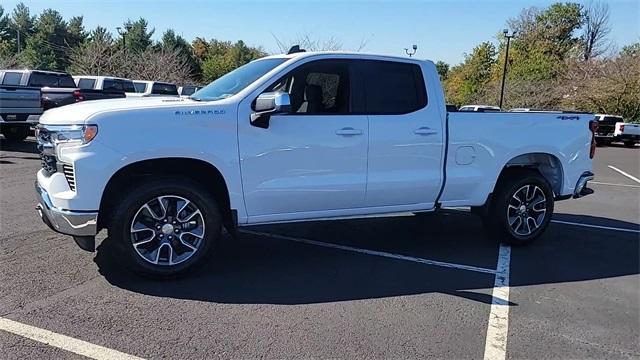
[39,97,213,125]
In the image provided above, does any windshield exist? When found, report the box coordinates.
[191,58,287,101]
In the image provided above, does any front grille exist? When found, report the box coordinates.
[36,127,57,175]
[62,164,76,191]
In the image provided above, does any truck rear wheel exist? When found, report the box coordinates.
[483,170,554,246]
[624,140,636,148]
[108,177,221,278]
[1,126,30,141]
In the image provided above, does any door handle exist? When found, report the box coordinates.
[414,127,438,135]
[335,127,363,136]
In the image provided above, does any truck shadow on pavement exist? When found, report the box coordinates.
[95,211,639,306]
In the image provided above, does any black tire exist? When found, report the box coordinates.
[107,176,221,278]
[624,141,636,148]
[1,126,30,141]
[483,169,554,246]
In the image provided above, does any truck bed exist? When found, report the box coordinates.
[441,111,595,207]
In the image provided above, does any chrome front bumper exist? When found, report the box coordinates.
[35,181,98,237]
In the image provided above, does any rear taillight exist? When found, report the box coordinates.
[619,124,625,132]
[72,90,84,102]
[589,120,598,159]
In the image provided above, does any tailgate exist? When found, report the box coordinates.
[0,86,42,110]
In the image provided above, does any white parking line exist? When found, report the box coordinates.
[483,244,511,360]
[551,220,640,234]
[590,181,640,188]
[240,229,497,274]
[608,165,640,184]
[0,317,144,360]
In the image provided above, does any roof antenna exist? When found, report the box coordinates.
[287,45,306,54]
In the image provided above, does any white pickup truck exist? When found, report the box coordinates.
[35,51,597,277]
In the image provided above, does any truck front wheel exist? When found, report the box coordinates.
[484,170,554,245]
[108,177,221,278]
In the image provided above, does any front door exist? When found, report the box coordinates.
[238,59,368,222]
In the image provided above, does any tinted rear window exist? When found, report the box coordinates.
[133,82,147,93]
[2,72,22,85]
[28,72,76,88]
[361,60,427,114]
[151,83,178,95]
[180,86,198,96]
[77,78,96,89]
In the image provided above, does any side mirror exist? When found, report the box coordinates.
[250,91,291,128]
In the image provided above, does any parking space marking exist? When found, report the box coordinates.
[608,165,640,184]
[591,181,640,188]
[0,317,144,360]
[551,220,640,234]
[240,229,497,274]
[483,244,511,360]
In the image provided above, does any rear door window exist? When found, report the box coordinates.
[77,78,96,89]
[2,72,22,85]
[360,60,427,114]
[121,80,136,93]
[133,82,147,93]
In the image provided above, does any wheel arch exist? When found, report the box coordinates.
[497,152,565,195]
[98,157,235,234]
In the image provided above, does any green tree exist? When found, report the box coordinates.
[505,2,584,81]
[65,16,86,49]
[621,42,640,57]
[435,60,449,81]
[10,2,35,52]
[122,18,154,52]
[444,42,497,105]
[20,9,69,70]
[201,40,265,82]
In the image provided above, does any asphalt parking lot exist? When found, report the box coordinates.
[1,137,638,359]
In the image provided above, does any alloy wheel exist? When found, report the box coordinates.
[130,195,205,266]
[506,184,547,237]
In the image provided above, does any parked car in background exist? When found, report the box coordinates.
[594,114,624,146]
[73,76,137,97]
[178,85,202,97]
[35,51,596,277]
[613,122,639,147]
[132,80,179,97]
[459,105,501,112]
[0,85,42,141]
[0,69,126,112]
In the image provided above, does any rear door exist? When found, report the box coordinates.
[238,59,369,220]
[359,60,444,207]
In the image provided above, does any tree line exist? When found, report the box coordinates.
[0,3,267,84]
[0,2,637,121]
[437,2,639,122]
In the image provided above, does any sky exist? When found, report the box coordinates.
[2,0,639,65]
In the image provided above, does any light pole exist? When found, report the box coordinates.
[499,29,516,109]
[116,24,132,52]
[404,44,417,57]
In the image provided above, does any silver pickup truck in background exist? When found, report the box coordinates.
[0,85,43,141]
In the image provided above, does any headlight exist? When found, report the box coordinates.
[51,125,99,145]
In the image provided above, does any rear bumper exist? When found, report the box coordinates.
[35,181,98,237]
[573,171,594,198]
[0,114,41,125]
[618,134,639,141]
